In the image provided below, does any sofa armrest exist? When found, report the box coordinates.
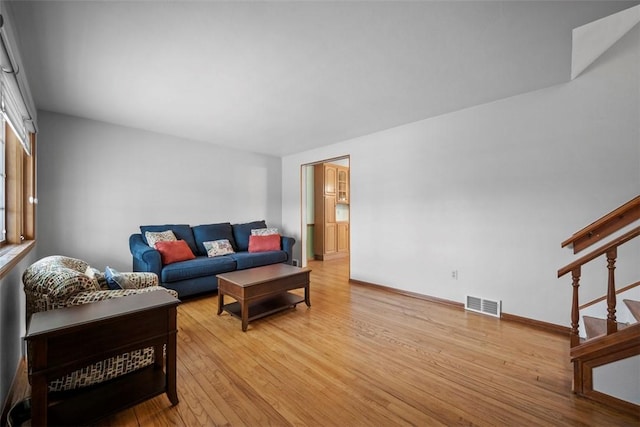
[119,272,159,289]
[60,286,178,308]
[281,236,296,265]
[129,234,162,277]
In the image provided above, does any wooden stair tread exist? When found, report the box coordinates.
[623,299,640,322]
[583,316,628,339]
[572,322,640,357]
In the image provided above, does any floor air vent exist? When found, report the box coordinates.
[465,295,501,317]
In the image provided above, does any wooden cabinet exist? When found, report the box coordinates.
[314,163,348,260]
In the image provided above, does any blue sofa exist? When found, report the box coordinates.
[129,220,295,298]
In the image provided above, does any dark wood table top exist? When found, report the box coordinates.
[216,264,311,287]
[26,291,179,338]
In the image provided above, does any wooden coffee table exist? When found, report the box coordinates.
[217,264,311,331]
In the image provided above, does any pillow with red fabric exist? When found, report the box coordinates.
[155,240,196,265]
[248,234,281,253]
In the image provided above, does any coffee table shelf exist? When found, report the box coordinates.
[221,292,305,323]
[217,264,311,331]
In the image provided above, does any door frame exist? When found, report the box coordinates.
[299,155,350,268]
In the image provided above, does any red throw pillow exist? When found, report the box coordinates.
[155,240,196,265]
[248,234,281,253]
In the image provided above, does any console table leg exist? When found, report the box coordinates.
[31,373,48,426]
[305,285,311,307]
[167,307,179,405]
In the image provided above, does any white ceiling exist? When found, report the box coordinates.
[9,1,639,157]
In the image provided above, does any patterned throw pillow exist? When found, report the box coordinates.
[203,239,235,257]
[251,227,279,236]
[85,266,107,288]
[145,230,177,248]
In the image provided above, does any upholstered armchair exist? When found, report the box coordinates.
[22,255,178,392]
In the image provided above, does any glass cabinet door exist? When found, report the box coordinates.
[337,168,349,203]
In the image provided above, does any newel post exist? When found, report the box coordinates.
[606,247,618,335]
[570,266,581,348]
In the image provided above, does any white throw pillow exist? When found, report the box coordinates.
[203,239,235,257]
[145,230,177,248]
[251,227,279,236]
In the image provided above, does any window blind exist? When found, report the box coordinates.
[0,14,36,155]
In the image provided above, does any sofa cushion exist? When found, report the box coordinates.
[193,223,236,256]
[232,220,267,252]
[248,234,281,253]
[140,224,198,255]
[155,240,196,265]
[229,251,287,270]
[160,256,236,283]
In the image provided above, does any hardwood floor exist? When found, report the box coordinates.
[8,258,639,426]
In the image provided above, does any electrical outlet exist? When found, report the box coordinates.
[452,270,458,280]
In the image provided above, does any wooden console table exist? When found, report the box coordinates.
[25,291,179,426]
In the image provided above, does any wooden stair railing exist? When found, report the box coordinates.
[579,280,640,311]
[559,196,640,415]
[561,195,640,254]
[558,225,640,347]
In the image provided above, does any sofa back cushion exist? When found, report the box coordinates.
[192,222,236,256]
[232,220,267,252]
[140,224,198,255]
[229,251,287,270]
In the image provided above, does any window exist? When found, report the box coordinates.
[0,114,35,248]
[0,11,37,274]
[24,133,36,240]
[0,117,5,245]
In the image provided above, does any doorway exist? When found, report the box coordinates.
[300,156,350,267]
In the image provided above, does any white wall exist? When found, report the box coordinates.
[282,25,640,326]
[0,251,39,410]
[593,354,640,404]
[0,0,41,411]
[37,112,283,271]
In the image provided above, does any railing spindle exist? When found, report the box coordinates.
[571,266,581,347]
[606,248,617,335]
